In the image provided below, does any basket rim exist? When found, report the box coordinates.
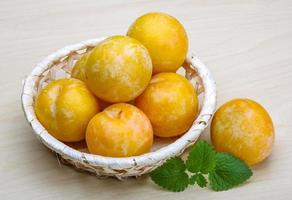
[21,37,216,170]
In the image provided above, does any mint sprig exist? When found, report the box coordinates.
[150,141,253,192]
[186,140,216,174]
[209,153,253,191]
[150,156,189,192]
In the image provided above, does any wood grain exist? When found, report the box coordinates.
[1,0,292,199]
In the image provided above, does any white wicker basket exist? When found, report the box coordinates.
[21,37,216,179]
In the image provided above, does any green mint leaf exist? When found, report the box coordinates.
[209,153,253,191]
[189,174,197,185]
[186,140,216,174]
[189,173,207,188]
[196,173,207,188]
[150,157,189,192]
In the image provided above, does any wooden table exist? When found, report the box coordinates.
[1,0,291,199]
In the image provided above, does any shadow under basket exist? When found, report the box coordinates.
[21,37,217,179]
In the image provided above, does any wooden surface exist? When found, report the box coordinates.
[1,0,292,199]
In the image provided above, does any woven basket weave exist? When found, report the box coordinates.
[21,37,216,179]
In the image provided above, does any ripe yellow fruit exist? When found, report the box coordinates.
[136,73,198,137]
[34,78,99,142]
[127,12,188,74]
[85,36,152,103]
[86,103,153,157]
[97,99,135,111]
[211,99,275,166]
[71,52,90,82]
[71,54,114,110]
